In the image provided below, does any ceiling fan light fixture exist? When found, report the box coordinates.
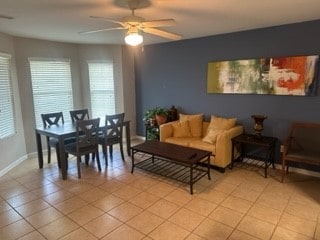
[125,28,143,46]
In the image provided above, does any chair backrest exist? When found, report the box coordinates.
[288,122,320,152]
[75,118,100,153]
[104,113,125,141]
[41,112,64,127]
[70,109,89,123]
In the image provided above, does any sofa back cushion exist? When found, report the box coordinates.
[172,121,192,138]
[179,113,203,137]
[207,116,237,131]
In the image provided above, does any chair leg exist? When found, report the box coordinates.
[96,151,101,171]
[55,147,61,168]
[77,156,81,178]
[102,145,107,159]
[105,147,108,166]
[109,145,113,157]
[119,142,125,161]
[281,159,285,183]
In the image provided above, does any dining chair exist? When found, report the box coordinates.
[98,113,125,166]
[70,109,89,123]
[41,112,65,167]
[64,118,101,178]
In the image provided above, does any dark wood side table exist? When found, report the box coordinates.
[231,134,277,178]
[145,123,159,141]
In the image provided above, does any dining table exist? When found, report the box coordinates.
[35,120,131,179]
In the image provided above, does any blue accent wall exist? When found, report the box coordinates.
[134,20,320,163]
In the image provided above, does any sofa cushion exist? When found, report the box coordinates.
[172,121,192,138]
[179,113,203,137]
[202,129,224,144]
[208,116,237,131]
[165,137,197,147]
[189,140,216,154]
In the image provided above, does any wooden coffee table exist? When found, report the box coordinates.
[131,141,211,194]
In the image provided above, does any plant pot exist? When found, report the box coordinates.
[156,114,167,125]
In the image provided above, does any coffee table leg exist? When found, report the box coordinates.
[131,149,135,174]
[190,164,193,195]
[207,155,211,180]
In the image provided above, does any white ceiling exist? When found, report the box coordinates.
[1,0,320,45]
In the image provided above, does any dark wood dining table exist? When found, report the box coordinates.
[35,120,131,179]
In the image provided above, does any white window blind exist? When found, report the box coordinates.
[29,59,73,128]
[0,53,16,139]
[88,62,115,119]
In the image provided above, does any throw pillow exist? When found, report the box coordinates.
[202,129,224,144]
[207,115,237,131]
[172,121,192,138]
[179,113,203,137]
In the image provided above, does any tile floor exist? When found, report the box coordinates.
[0,140,319,239]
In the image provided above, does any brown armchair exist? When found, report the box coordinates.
[281,122,320,182]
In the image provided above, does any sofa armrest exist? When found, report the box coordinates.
[159,121,179,142]
[214,125,244,167]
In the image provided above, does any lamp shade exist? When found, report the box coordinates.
[125,32,143,46]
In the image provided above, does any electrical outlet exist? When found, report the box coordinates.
[280,145,284,152]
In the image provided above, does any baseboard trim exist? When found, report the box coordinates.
[0,155,28,178]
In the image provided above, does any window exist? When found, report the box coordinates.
[88,62,115,119]
[0,53,16,139]
[29,59,73,128]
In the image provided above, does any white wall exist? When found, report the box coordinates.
[0,33,27,173]
[0,34,136,174]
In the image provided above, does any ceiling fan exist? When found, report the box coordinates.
[79,0,182,46]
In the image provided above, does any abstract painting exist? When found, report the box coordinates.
[207,55,319,95]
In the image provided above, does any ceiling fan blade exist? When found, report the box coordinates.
[89,16,125,26]
[79,27,126,34]
[142,19,176,28]
[143,27,182,40]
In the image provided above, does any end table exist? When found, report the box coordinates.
[231,133,277,177]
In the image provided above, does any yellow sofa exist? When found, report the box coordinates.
[159,119,243,170]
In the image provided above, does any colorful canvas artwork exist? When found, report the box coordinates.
[207,55,319,95]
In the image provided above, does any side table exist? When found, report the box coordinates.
[145,123,159,141]
[231,134,277,178]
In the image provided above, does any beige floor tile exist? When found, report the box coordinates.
[211,181,237,194]
[184,197,217,216]
[92,194,124,212]
[127,211,164,234]
[18,230,47,240]
[278,212,317,237]
[247,203,282,224]
[0,200,12,213]
[147,199,180,219]
[149,221,190,240]
[108,202,143,222]
[0,219,34,240]
[77,187,109,203]
[97,179,126,193]
[185,233,206,240]
[0,184,29,199]
[237,215,276,240]
[15,199,50,218]
[193,218,233,240]
[42,190,74,205]
[198,188,228,204]
[54,196,88,214]
[102,224,145,240]
[271,226,313,240]
[168,207,205,231]
[83,213,122,238]
[228,230,260,240]
[164,188,194,206]
[285,200,319,221]
[26,207,63,228]
[231,185,261,202]
[68,205,104,225]
[0,208,22,228]
[67,182,96,194]
[208,205,244,228]
[112,185,141,200]
[38,216,79,240]
[60,227,98,240]
[129,191,160,209]
[146,182,176,198]
[221,195,253,214]
[6,191,38,208]
[31,183,62,197]
[129,176,158,191]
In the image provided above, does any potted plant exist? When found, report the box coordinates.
[154,107,169,125]
[144,108,157,126]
